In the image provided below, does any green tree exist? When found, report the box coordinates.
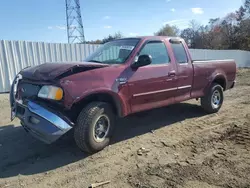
[154,24,179,36]
[180,20,202,48]
[177,0,250,50]
[102,31,123,43]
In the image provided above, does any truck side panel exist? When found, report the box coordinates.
[126,38,178,114]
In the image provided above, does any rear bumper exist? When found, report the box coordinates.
[15,101,73,144]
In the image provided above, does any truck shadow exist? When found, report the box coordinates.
[0,102,207,178]
[111,102,207,144]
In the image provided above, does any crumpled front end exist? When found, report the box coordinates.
[10,73,73,144]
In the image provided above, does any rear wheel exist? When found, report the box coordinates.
[201,83,224,113]
[74,102,115,153]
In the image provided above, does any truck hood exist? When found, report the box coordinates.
[20,62,110,81]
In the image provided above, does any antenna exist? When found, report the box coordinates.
[65,0,85,43]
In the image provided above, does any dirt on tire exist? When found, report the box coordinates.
[0,68,250,188]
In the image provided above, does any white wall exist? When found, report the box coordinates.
[189,49,250,68]
[0,40,101,93]
[0,40,249,93]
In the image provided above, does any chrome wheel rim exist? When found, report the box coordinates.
[93,115,110,143]
[211,90,221,109]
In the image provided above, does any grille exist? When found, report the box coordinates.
[17,81,41,102]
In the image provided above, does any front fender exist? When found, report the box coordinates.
[71,88,129,117]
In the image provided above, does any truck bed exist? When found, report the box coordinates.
[191,59,236,98]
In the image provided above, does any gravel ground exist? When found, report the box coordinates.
[0,68,249,188]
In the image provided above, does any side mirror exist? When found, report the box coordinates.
[131,54,152,69]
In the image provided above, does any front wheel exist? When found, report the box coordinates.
[201,83,224,113]
[74,102,115,153]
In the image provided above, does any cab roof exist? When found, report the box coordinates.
[115,36,183,42]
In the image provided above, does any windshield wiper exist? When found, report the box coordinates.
[87,60,103,64]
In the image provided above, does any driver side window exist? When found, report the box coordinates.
[139,41,170,65]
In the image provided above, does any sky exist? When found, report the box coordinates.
[0,0,244,43]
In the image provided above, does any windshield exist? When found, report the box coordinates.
[84,39,140,64]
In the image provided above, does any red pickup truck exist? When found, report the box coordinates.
[10,36,236,153]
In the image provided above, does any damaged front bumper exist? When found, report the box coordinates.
[14,100,73,144]
[10,73,73,144]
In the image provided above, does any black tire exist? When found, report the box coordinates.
[74,102,115,153]
[201,83,224,113]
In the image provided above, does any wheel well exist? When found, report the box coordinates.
[70,93,122,122]
[213,77,226,91]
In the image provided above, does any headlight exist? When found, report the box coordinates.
[38,85,63,101]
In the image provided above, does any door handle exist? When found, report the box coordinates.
[168,70,176,77]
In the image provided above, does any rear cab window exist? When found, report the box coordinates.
[170,41,189,64]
